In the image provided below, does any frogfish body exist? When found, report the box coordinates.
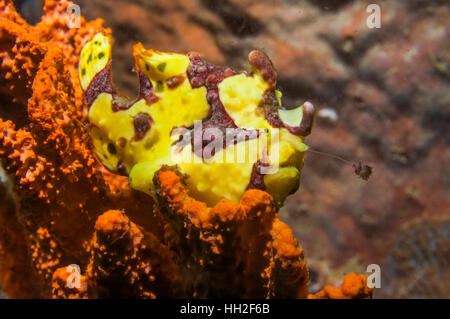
[80,33,314,206]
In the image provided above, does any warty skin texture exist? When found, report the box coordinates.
[81,32,314,207]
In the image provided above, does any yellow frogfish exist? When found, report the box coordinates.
[79,33,314,206]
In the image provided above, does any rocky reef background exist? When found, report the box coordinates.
[4,0,450,298]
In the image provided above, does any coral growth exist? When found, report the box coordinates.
[0,0,371,298]
[308,272,372,299]
[154,168,309,298]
